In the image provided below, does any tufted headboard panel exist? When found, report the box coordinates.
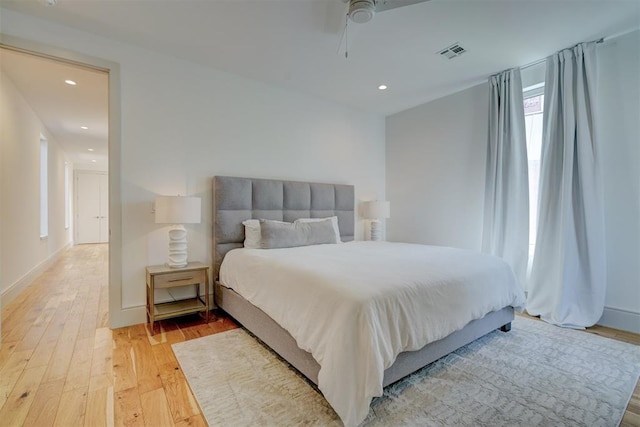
[213,176,355,279]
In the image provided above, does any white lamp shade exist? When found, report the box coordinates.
[363,200,390,219]
[155,196,201,224]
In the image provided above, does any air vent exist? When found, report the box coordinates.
[438,43,467,60]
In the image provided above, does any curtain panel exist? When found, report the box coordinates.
[482,68,529,287]
[526,42,607,328]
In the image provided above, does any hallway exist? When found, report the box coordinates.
[0,244,111,426]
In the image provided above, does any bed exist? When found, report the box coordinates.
[213,176,525,426]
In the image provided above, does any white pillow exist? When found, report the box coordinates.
[242,219,262,249]
[295,216,341,243]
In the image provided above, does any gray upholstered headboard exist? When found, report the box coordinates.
[213,176,355,279]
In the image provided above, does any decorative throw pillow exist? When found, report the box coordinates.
[295,216,341,243]
[260,218,337,249]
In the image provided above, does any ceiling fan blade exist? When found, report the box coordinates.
[375,0,431,13]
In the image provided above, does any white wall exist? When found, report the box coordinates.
[0,71,73,305]
[386,31,640,333]
[596,30,640,333]
[0,9,386,327]
[386,83,488,250]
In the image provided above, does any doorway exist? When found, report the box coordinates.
[0,39,119,340]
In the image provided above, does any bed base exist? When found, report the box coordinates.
[215,282,514,387]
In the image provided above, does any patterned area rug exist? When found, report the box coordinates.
[172,317,640,426]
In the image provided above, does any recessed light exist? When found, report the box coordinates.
[91,159,97,163]
[65,80,77,86]
[80,126,89,130]
[378,84,388,90]
[88,148,94,152]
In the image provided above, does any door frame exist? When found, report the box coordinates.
[0,34,124,328]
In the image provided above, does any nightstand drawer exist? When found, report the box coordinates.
[154,269,206,289]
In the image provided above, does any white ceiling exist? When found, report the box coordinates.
[1,0,638,165]
[0,47,109,169]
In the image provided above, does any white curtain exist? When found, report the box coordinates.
[482,68,529,287]
[527,42,606,328]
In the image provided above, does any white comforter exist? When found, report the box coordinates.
[219,241,525,426]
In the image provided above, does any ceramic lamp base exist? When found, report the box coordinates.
[167,225,188,268]
[370,220,382,241]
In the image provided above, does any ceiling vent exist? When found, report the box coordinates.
[438,43,467,60]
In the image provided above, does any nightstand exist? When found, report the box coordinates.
[146,262,210,334]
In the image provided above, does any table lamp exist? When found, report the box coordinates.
[155,196,201,268]
[363,200,390,241]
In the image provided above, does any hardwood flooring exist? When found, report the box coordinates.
[1,244,638,426]
[1,243,112,426]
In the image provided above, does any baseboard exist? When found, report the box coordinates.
[598,306,640,334]
[111,305,147,329]
[1,241,72,307]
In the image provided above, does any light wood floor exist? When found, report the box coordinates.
[0,243,112,426]
[1,244,638,426]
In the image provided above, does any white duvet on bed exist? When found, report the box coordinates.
[219,241,525,426]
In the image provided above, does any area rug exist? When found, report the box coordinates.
[172,316,640,426]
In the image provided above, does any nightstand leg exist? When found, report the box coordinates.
[205,269,210,323]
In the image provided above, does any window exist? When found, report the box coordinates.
[523,85,544,270]
[40,135,48,238]
[64,162,71,229]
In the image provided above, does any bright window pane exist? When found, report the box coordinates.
[64,162,70,229]
[40,136,48,238]
[524,93,544,270]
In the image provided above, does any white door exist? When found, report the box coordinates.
[76,171,108,244]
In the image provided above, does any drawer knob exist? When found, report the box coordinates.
[168,276,193,282]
